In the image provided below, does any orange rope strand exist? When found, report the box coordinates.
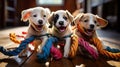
[69,34,79,58]
[9,33,21,44]
[77,23,120,60]
[92,37,120,59]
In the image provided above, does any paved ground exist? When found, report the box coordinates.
[0,26,120,67]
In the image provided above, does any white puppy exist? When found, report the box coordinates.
[48,10,74,58]
[20,7,51,57]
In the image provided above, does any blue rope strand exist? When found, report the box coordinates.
[0,36,35,56]
[105,46,120,53]
[37,37,58,62]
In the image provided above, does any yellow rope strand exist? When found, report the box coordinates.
[92,37,120,59]
[69,34,79,58]
[9,33,21,44]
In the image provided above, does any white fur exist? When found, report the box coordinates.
[76,64,85,67]
[55,10,69,28]
[89,14,96,28]
[64,37,71,57]
[74,13,108,58]
[49,10,74,58]
[19,7,51,57]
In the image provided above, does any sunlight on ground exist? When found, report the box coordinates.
[107,60,120,67]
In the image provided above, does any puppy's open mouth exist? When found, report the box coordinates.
[83,28,94,35]
[33,24,43,30]
[36,25,43,30]
[58,26,66,32]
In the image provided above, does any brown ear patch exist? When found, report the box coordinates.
[73,13,84,25]
[95,15,108,27]
[48,12,54,28]
[66,10,74,22]
[22,11,31,21]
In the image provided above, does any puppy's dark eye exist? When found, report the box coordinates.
[43,15,46,17]
[33,14,37,17]
[97,24,100,26]
[94,21,97,24]
[54,14,59,20]
[54,14,59,19]
[54,14,59,23]
[84,19,88,22]
[63,16,67,20]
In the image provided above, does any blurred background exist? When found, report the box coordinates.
[0,0,119,32]
[0,0,120,67]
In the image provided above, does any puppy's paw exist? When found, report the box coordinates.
[76,64,85,67]
[37,46,42,53]
[37,49,42,53]
[63,52,69,58]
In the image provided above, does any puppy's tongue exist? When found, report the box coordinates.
[87,29,93,32]
[86,29,94,35]
[37,25,43,30]
[59,27,66,32]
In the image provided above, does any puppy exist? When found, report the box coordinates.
[74,13,108,58]
[48,10,74,58]
[20,7,51,57]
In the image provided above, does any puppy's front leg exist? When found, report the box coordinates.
[37,36,48,53]
[64,37,71,58]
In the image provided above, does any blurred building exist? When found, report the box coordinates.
[0,0,76,28]
[76,0,119,32]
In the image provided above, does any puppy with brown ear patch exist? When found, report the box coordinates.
[20,7,51,57]
[74,13,108,59]
[48,10,75,58]
[74,13,108,37]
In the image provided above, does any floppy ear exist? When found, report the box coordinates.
[73,13,84,25]
[95,15,108,28]
[65,10,74,26]
[21,9,32,22]
[45,8,51,18]
[48,12,54,28]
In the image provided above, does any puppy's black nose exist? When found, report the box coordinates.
[90,24,95,29]
[38,20,43,24]
[59,21,64,25]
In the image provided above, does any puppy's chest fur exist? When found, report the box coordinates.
[51,26,72,38]
[26,25,48,38]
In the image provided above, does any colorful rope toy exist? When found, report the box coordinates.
[50,45,62,60]
[9,30,80,59]
[77,23,120,60]
[79,38,98,59]
[9,32,62,61]
[9,33,22,44]
[0,36,35,56]
[106,46,120,53]
[69,34,79,58]
[37,37,58,62]
[92,38,120,59]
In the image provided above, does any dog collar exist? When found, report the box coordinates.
[52,33,73,40]
[34,33,52,39]
[37,33,51,37]
[63,33,73,38]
